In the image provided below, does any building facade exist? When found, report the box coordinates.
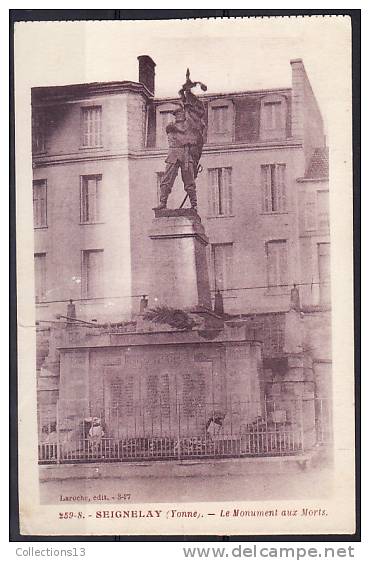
[32,56,329,321]
[32,56,332,452]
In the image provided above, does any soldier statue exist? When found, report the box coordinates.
[154,69,207,212]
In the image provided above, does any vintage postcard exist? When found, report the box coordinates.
[14,15,356,536]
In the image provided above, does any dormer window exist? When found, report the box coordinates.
[208,99,234,143]
[260,94,287,140]
[81,106,102,148]
[211,106,229,134]
[155,103,179,148]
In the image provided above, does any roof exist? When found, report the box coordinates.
[32,80,291,106]
[32,80,154,104]
[304,147,329,179]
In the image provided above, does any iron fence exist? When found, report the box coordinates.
[38,397,331,464]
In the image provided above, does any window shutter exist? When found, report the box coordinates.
[33,196,40,228]
[277,164,286,211]
[223,168,232,215]
[94,108,102,145]
[208,169,218,216]
[261,165,270,212]
[86,109,92,146]
[82,109,88,146]
[40,186,46,225]
[87,178,97,222]
[81,178,87,222]
[270,165,278,211]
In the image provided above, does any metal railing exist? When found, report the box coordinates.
[38,397,331,464]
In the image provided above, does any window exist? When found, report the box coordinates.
[158,110,174,147]
[208,100,233,143]
[81,106,102,148]
[82,249,104,298]
[318,243,330,305]
[261,164,287,212]
[317,190,329,230]
[260,95,287,140]
[263,102,283,130]
[33,180,47,228]
[208,168,232,216]
[80,175,102,223]
[211,243,233,292]
[211,106,229,133]
[34,253,46,303]
[266,240,288,292]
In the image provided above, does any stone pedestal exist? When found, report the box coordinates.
[149,209,212,310]
[55,323,263,440]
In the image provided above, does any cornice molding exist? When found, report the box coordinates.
[32,140,303,168]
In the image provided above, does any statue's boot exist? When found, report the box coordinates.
[187,189,198,212]
[153,189,169,211]
[153,201,167,210]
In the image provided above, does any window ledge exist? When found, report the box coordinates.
[79,222,105,226]
[260,211,289,216]
[79,146,104,151]
[207,215,235,220]
[211,295,238,300]
[34,226,48,230]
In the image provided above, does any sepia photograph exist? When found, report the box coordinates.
[13,14,355,536]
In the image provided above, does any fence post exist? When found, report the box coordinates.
[56,399,61,464]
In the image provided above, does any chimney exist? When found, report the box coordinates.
[137,55,156,95]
